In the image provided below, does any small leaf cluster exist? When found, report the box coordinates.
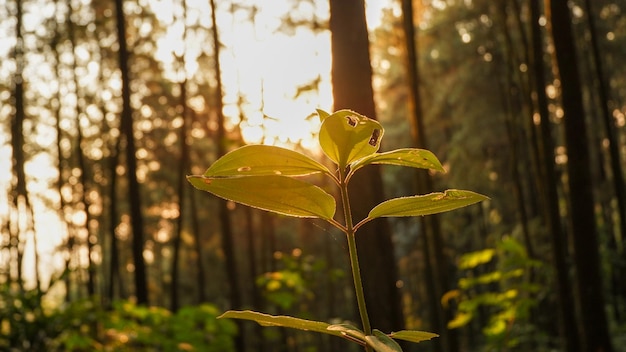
[188,109,488,351]
[188,109,486,230]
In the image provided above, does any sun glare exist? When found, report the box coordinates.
[2,0,389,289]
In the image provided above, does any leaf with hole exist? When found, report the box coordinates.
[318,110,383,168]
[187,175,335,220]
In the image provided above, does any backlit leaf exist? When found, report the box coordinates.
[204,144,330,177]
[458,249,496,270]
[316,108,331,122]
[318,110,383,168]
[367,189,488,220]
[365,330,403,352]
[388,330,439,343]
[327,323,366,344]
[350,148,445,175]
[188,175,335,220]
[218,310,344,338]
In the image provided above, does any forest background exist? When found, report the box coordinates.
[1,0,625,351]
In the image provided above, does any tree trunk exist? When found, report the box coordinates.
[529,1,580,350]
[400,1,456,350]
[583,0,626,321]
[209,0,244,350]
[329,0,404,334]
[114,0,148,305]
[547,1,613,351]
[171,0,190,312]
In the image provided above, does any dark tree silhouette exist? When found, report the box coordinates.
[530,0,579,350]
[329,0,404,334]
[400,1,457,351]
[114,0,148,305]
[548,1,613,351]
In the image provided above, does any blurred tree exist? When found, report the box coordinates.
[528,0,579,350]
[548,0,613,351]
[114,0,148,305]
[400,1,457,351]
[9,0,38,294]
[210,0,244,350]
[329,0,404,334]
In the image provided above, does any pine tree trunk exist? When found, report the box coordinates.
[329,0,404,334]
[547,1,613,351]
[114,0,149,305]
[400,1,457,350]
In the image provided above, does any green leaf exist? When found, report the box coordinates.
[188,175,335,220]
[218,310,345,338]
[447,312,473,329]
[458,249,496,270]
[316,108,331,122]
[318,109,383,169]
[367,189,488,220]
[389,330,439,343]
[365,330,403,352]
[204,144,331,177]
[327,323,366,345]
[350,148,445,175]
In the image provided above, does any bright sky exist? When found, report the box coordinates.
[2,0,392,290]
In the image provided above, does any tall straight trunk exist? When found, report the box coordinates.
[107,138,123,303]
[529,1,580,350]
[52,0,74,302]
[67,0,96,297]
[400,1,456,350]
[189,111,206,303]
[547,1,613,351]
[171,0,190,312]
[329,0,404,334]
[10,0,38,293]
[114,0,148,305]
[583,0,626,320]
[209,0,244,350]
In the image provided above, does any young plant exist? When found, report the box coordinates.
[188,109,488,351]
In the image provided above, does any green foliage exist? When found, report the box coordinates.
[189,109,487,351]
[0,281,236,351]
[444,237,542,350]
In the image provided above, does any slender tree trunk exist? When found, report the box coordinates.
[583,0,626,320]
[188,110,206,303]
[114,0,148,305]
[10,0,33,294]
[171,0,190,312]
[529,1,580,350]
[547,1,613,351]
[66,0,96,297]
[400,1,456,350]
[329,0,404,334]
[209,0,244,350]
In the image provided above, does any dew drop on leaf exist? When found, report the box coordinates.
[237,166,252,172]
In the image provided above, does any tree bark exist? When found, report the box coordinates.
[400,1,456,350]
[210,0,244,350]
[329,0,404,334]
[114,0,149,305]
[583,0,626,321]
[547,1,613,351]
[529,1,581,350]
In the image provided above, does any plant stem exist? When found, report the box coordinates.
[339,167,373,352]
